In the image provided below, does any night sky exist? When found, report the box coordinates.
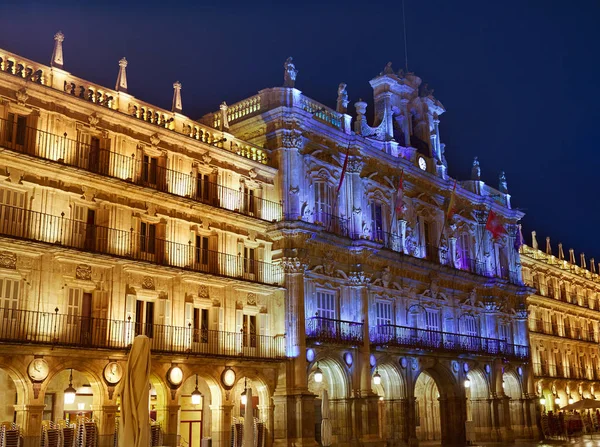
[1,1,598,260]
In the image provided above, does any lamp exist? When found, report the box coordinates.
[540,397,546,405]
[241,378,248,406]
[554,396,560,405]
[568,395,574,405]
[64,369,76,404]
[373,369,382,386]
[464,378,471,389]
[314,362,323,383]
[191,374,202,406]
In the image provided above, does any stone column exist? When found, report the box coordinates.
[438,396,466,447]
[449,236,458,268]
[14,404,45,447]
[211,402,232,447]
[163,404,181,447]
[277,129,304,219]
[91,404,118,447]
[347,157,364,239]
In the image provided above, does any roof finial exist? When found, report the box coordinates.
[115,58,128,93]
[546,237,552,256]
[581,253,586,269]
[219,102,229,131]
[172,81,182,114]
[591,258,596,274]
[336,83,349,114]
[531,231,538,250]
[499,171,508,193]
[51,31,65,69]
[558,243,564,261]
[569,248,575,264]
[284,57,298,88]
[471,157,481,180]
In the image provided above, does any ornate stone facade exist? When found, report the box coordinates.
[0,36,538,447]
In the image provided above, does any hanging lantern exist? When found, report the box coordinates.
[191,374,202,406]
[314,362,323,383]
[64,369,76,404]
[464,378,471,388]
[241,378,248,406]
[373,369,382,386]
[540,397,546,405]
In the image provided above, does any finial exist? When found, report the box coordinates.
[471,157,481,180]
[558,243,564,261]
[499,171,508,193]
[172,81,182,113]
[115,57,128,93]
[546,237,552,256]
[219,101,229,131]
[353,99,368,135]
[336,83,349,114]
[569,248,575,264]
[383,62,394,75]
[51,31,65,69]
[591,258,596,274]
[581,253,587,269]
[283,57,298,88]
[531,231,538,250]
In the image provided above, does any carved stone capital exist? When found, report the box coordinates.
[281,257,306,274]
[347,157,363,174]
[282,130,303,150]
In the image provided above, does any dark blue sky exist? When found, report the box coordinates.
[1,0,598,260]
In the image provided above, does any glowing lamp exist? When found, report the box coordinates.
[314,362,323,383]
[464,378,471,389]
[502,380,506,389]
[540,397,546,405]
[241,378,248,406]
[568,396,574,405]
[191,374,202,406]
[64,369,76,404]
[373,369,382,386]
[554,396,560,405]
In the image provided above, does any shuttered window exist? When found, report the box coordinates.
[376,301,393,326]
[316,291,335,319]
[0,278,19,319]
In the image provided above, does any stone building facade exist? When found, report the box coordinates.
[521,234,600,412]
[0,33,536,447]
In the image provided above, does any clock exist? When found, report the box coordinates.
[221,368,236,389]
[167,366,184,387]
[103,362,123,385]
[418,156,427,171]
[28,358,49,382]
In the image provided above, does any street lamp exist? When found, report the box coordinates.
[314,362,323,383]
[191,374,202,406]
[373,369,382,386]
[64,369,76,404]
[241,378,248,406]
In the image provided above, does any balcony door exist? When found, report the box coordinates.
[424,310,441,346]
[5,113,28,153]
[0,188,25,238]
[0,278,19,333]
[135,300,155,339]
[314,182,333,226]
[315,291,336,338]
[72,205,96,251]
[80,292,93,345]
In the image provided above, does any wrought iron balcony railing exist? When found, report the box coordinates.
[305,316,364,345]
[0,117,282,222]
[0,203,282,286]
[370,324,529,361]
[0,308,286,360]
[528,318,598,342]
[533,362,598,381]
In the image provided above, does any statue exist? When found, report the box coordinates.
[383,62,394,75]
[419,83,434,98]
[471,157,481,180]
[336,83,349,114]
[499,171,508,193]
[284,57,298,88]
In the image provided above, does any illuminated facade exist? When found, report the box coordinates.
[521,235,600,412]
[0,33,537,447]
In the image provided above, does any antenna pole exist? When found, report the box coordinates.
[402,0,409,72]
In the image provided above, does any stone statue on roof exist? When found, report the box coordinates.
[284,57,298,88]
[336,83,349,113]
[383,62,394,75]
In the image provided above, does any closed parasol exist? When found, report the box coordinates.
[321,389,333,446]
[243,387,255,447]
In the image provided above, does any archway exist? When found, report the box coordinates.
[308,358,350,446]
[0,367,18,423]
[178,375,213,447]
[465,369,492,442]
[372,362,406,444]
[229,374,270,447]
[503,371,524,438]
[414,372,441,442]
[45,369,101,424]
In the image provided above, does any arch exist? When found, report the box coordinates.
[43,359,107,410]
[465,368,492,442]
[414,371,441,442]
[374,362,406,400]
[45,368,102,424]
[308,357,349,400]
[0,357,30,408]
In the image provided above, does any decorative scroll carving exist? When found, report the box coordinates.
[15,88,29,105]
[88,112,100,129]
[142,276,155,290]
[281,257,306,274]
[247,293,257,306]
[0,251,17,270]
[198,285,209,299]
[75,264,92,281]
[150,133,161,146]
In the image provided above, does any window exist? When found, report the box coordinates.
[135,300,155,338]
[423,220,432,260]
[140,222,156,255]
[142,155,158,185]
[195,235,209,266]
[370,202,383,241]
[376,301,393,326]
[243,247,255,274]
[461,315,477,336]
[498,323,509,340]
[6,113,27,146]
[193,308,209,343]
[460,234,470,269]
[243,185,256,215]
[242,314,257,348]
[0,188,25,235]
[425,310,440,331]
[67,288,81,325]
[314,182,332,223]
[316,291,335,319]
[196,172,211,202]
[0,278,19,319]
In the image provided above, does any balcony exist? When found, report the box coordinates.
[370,325,529,361]
[305,316,364,346]
[0,117,282,222]
[0,203,282,286]
[0,308,286,360]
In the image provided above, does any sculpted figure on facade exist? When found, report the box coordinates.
[336,83,349,114]
[283,57,298,88]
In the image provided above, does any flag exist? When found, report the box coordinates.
[486,210,507,240]
[394,170,404,215]
[445,180,457,221]
[514,224,524,251]
[336,145,350,195]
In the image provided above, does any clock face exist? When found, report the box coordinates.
[418,157,427,171]
[28,359,49,382]
[103,362,123,385]
[221,368,236,389]
[167,366,183,387]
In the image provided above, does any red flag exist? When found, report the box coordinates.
[486,210,507,239]
[394,170,404,214]
[336,145,350,195]
[445,180,457,221]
